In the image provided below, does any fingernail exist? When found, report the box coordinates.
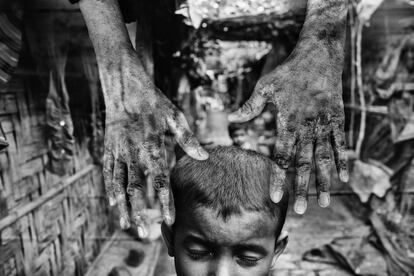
[318,192,330,208]
[228,113,238,122]
[120,217,130,229]
[294,199,307,215]
[108,197,116,206]
[137,226,148,239]
[188,147,208,161]
[164,215,174,226]
[197,147,209,160]
[271,190,284,203]
[340,170,349,182]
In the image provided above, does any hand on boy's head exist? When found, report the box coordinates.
[162,207,287,276]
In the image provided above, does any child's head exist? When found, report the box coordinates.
[228,123,249,147]
[162,146,289,276]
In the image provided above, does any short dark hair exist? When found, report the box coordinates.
[171,146,288,233]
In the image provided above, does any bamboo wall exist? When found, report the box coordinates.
[0,42,111,276]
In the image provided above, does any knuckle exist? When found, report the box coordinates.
[104,136,116,149]
[296,160,312,173]
[103,151,113,162]
[317,111,331,126]
[175,111,187,123]
[336,138,346,149]
[180,130,195,147]
[126,184,140,195]
[334,147,347,162]
[295,188,307,198]
[256,79,273,97]
[302,112,317,124]
[114,164,126,176]
[255,79,267,92]
[274,153,290,169]
[242,100,255,114]
[316,150,332,164]
[102,167,112,178]
[338,159,348,171]
[275,137,294,150]
[142,141,162,156]
[271,180,284,192]
[152,173,168,191]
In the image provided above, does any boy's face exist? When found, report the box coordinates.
[231,129,247,146]
[163,207,287,276]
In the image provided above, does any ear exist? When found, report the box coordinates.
[270,230,289,270]
[161,222,175,257]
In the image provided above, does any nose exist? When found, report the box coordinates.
[208,258,232,276]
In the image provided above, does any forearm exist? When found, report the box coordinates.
[79,0,151,113]
[79,0,133,66]
[296,0,348,73]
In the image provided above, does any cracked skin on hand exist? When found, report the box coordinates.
[229,0,349,215]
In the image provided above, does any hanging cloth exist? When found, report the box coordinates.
[81,49,104,164]
[44,27,75,176]
[0,10,22,86]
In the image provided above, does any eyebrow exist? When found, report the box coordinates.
[233,244,268,255]
[183,234,214,248]
[183,234,269,255]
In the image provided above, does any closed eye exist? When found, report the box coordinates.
[187,249,211,260]
[236,255,262,267]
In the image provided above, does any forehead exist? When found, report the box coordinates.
[176,207,278,245]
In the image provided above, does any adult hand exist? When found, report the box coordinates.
[229,37,349,215]
[79,0,208,239]
[103,49,208,238]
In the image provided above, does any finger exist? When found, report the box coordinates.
[331,117,349,183]
[103,152,116,206]
[127,165,149,239]
[294,141,314,215]
[228,90,267,123]
[158,184,175,227]
[273,128,296,170]
[270,162,287,203]
[314,134,333,208]
[146,148,175,226]
[113,161,130,229]
[167,111,208,161]
[271,116,296,203]
[150,171,175,226]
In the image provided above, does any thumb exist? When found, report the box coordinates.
[228,90,267,123]
[167,111,208,161]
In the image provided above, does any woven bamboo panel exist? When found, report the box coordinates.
[0,50,111,275]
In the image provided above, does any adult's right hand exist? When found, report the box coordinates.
[103,49,208,238]
[78,0,207,239]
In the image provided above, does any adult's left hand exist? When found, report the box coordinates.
[229,34,349,215]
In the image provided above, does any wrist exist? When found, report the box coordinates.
[298,0,347,48]
[293,0,347,73]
